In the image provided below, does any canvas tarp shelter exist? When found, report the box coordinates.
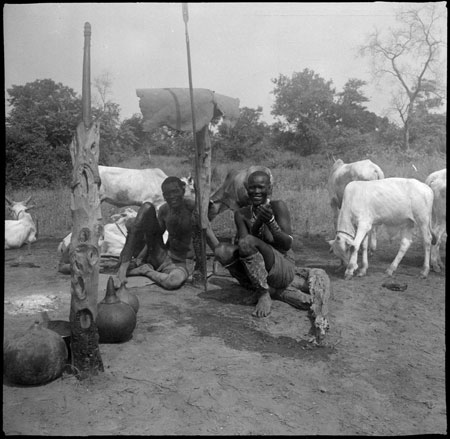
[135,87,240,225]
[136,88,240,133]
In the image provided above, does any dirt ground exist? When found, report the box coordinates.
[3,233,446,435]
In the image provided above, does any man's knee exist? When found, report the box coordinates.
[136,202,157,222]
[161,268,188,290]
[214,242,239,266]
[238,235,257,256]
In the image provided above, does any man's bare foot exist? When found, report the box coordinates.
[252,290,271,317]
[242,292,258,305]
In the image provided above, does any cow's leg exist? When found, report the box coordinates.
[435,225,446,269]
[356,234,369,277]
[430,223,446,272]
[417,218,435,279]
[386,226,413,277]
[368,227,377,255]
[344,226,369,280]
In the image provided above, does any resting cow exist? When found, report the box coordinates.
[57,207,138,274]
[208,166,273,221]
[425,168,446,272]
[328,158,384,253]
[328,178,436,280]
[98,165,194,208]
[5,196,38,253]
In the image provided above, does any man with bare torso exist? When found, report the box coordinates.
[114,176,217,290]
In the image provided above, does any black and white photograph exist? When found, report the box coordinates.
[4,2,446,435]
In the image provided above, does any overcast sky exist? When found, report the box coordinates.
[3,2,447,124]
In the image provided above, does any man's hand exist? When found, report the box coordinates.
[255,204,274,224]
[114,262,129,288]
[113,275,128,289]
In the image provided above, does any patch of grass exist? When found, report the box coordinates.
[5,151,445,240]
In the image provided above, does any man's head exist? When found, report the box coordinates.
[161,177,186,209]
[245,171,272,206]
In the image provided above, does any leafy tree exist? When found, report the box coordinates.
[5,76,139,186]
[214,106,271,160]
[359,3,447,150]
[335,78,380,133]
[409,82,446,153]
[5,79,82,186]
[271,69,336,154]
[119,113,147,152]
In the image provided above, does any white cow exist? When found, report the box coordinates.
[5,196,37,253]
[328,178,436,280]
[425,168,446,272]
[98,165,194,208]
[328,158,385,253]
[57,207,138,274]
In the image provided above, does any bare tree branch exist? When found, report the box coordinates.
[358,3,446,150]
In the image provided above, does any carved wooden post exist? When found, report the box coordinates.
[68,22,104,378]
[191,125,212,284]
[197,126,212,230]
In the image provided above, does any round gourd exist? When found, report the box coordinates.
[116,283,139,314]
[4,321,68,386]
[97,276,137,343]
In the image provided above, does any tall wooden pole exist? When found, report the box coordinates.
[82,23,92,128]
[182,3,208,290]
[68,22,104,379]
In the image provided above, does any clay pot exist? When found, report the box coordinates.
[40,312,72,363]
[97,276,137,343]
[3,321,68,386]
[116,282,139,314]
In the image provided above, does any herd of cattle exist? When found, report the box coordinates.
[5,160,446,281]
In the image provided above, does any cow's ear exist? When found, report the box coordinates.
[327,239,334,252]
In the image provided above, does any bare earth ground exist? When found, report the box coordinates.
[3,234,446,435]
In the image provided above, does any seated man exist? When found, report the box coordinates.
[214,170,297,317]
[114,176,216,290]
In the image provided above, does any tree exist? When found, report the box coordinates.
[271,69,336,154]
[214,106,270,160]
[93,70,113,112]
[5,76,138,186]
[409,79,446,153]
[359,3,447,150]
[119,113,155,157]
[335,78,381,133]
[5,79,82,186]
[91,72,137,164]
